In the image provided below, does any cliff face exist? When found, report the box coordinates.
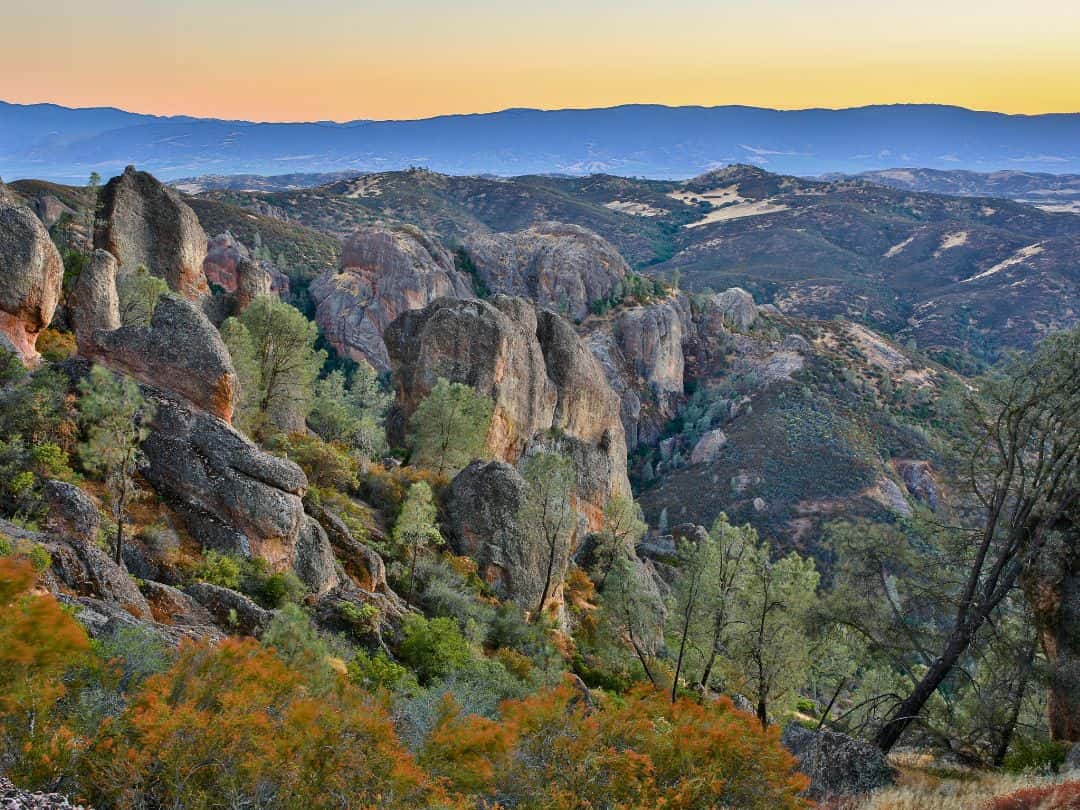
[311,224,473,371]
[386,295,630,526]
[94,166,210,300]
[0,202,63,365]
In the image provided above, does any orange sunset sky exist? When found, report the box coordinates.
[4,0,1079,121]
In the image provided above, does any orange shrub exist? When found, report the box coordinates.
[84,637,454,810]
[0,557,92,786]
[422,677,810,810]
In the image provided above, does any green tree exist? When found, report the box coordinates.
[592,495,647,587]
[521,451,575,619]
[393,481,443,606]
[221,295,326,440]
[77,366,154,566]
[308,364,391,457]
[601,554,665,687]
[407,378,493,476]
[730,545,818,727]
[117,266,170,326]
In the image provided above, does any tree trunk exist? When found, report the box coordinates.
[757,696,768,728]
[992,639,1038,767]
[874,632,970,752]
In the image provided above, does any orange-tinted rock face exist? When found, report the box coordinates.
[95,166,209,301]
[0,203,63,366]
[310,224,472,371]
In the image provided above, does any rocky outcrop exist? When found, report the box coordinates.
[612,300,686,398]
[0,203,63,364]
[94,166,209,300]
[1023,518,1080,741]
[446,460,536,606]
[70,249,121,346]
[690,429,727,465]
[463,222,628,321]
[139,580,216,627]
[79,295,239,422]
[292,517,340,597]
[58,593,223,645]
[1,774,87,809]
[34,194,77,230]
[710,287,758,331]
[140,393,309,573]
[185,581,274,637]
[41,531,152,620]
[781,723,896,800]
[42,480,101,545]
[895,460,940,511]
[387,295,630,528]
[311,224,472,371]
[204,231,288,305]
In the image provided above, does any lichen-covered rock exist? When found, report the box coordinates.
[185,581,274,637]
[1,774,88,809]
[690,429,727,465]
[42,533,152,620]
[464,222,628,321]
[0,203,63,364]
[311,224,472,371]
[140,393,310,576]
[80,295,239,422]
[612,300,685,397]
[33,194,77,230]
[309,503,391,593]
[42,480,101,545]
[94,166,209,299]
[235,255,272,310]
[58,593,223,646]
[70,248,121,346]
[710,287,759,331]
[781,723,896,800]
[446,459,537,606]
[139,580,215,627]
[292,516,340,597]
[315,584,409,648]
[387,295,630,529]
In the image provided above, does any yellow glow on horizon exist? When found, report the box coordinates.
[2,0,1078,121]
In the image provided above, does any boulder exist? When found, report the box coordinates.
[463,222,628,321]
[94,166,209,300]
[0,203,63,364]
[292,516,340,597]
[42,480,101,545]
[34,194,77,229]
[140,393,310,576]
[0,774,87,809]
[204,231,284,307]
[446,459,538,607]
[710,287,758,331]
[781,723,896,800]
[612,300,685,397]
[80,294,239,422]
[185,581,274,637]
[42,533,152,620]
[235,255,272,310]
[690,429,727,465]
[58,593,223,646]
[70,248,121,346]
[311,224,472,371]
[139,580,215,627]
[315,583,408,648]
[309,503,391,593]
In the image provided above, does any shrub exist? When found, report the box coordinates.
[348,650,417,694]
[987,781,1080,810]
[1003,736,1069,774]
[398,615,473,685]
[194,550,242,590]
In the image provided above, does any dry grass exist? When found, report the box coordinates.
[851,753,1071,810]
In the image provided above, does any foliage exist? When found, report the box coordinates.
[592,494,647,585]
[77,365,154,565]
[117,266,169,326]
[267,431,359,492]
[221,295,326,440]
[407,377,493,476]
[194,549,242,590]
[398,614,473,685]
[261,604,338,696]
[308,364,391,458]
[0,557,92,785]
[83,637,445,810]
[423,679,809,809]
[521,451,575,618]
[36,329,77,362]
[348,649,417,694]
[393,481,443,605]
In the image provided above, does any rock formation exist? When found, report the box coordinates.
[204,231,288,305]
[386,295,630,531]
[0,202,63,364]
[78,294,239,422]
[94,166,209,300]
[70,249,121,346]
[311,224,472,371]
[464,222,628,321]
[709,287,759,331]
[781,723,896,800]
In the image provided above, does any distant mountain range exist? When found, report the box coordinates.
[3,100,1080,183]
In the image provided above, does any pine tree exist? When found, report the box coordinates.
[521,451,575,619]
[393,481,443,606]
[407,378,493,476]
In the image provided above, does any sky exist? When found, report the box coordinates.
[4,0,1079,121]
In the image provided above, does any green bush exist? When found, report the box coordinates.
[1004,737,1068,774]
[194,550,242,590]
[348,649,417,693]
[398,615,472,685]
